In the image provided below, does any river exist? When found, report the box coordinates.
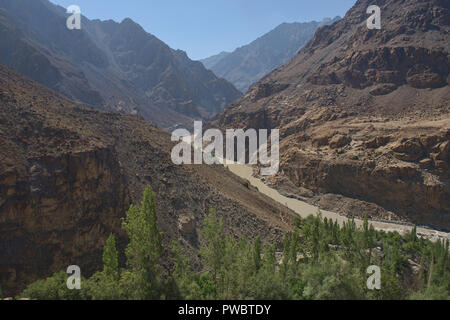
[225,163,450,242]
[181,135,450,241]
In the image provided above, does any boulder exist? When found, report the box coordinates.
[178,215,196,235]
[391,139,425,161]
[365,136,390,149]
[329,134,351,149]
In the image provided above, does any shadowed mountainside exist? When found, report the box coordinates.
[0,64,294,296]
[0,0,242,129]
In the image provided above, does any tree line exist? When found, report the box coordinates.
[15,185,450,300]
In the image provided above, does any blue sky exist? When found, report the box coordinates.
[49,0,356,60]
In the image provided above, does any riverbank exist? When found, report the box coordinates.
[225,163,450,242]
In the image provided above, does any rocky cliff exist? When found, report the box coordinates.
[0,64,294,296]
[209,0,450,230]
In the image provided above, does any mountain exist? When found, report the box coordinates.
[209,0,450,230]
[0,63,294,296]
[201,17,340,93]
[0,0,242,129]
[201,51,231,70]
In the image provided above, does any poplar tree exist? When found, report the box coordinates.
[103,234,119,280]
[122,185,163,299]
[200,208,225,280]
[253,236,262,272]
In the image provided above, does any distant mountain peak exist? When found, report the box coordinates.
[201,17,340,93]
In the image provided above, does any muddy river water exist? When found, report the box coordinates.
[226,163,450,242]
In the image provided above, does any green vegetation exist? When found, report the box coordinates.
[19,186,450,300]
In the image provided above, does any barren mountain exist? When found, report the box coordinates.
[209,0,450,230]
[201,17,340,93]
[0,64,294,296]
[201,51,231,70]
[0,0,242,129]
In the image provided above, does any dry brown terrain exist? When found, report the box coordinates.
[0,64,295,296]
[209,0,450,230]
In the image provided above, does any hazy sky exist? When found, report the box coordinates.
[49,0,356,60]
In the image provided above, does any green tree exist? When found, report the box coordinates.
[19,271,86,300]
[103,234,119,280]
[409,285,450,300]
[121,185,163,299]
[200,208,225,281]
[84,234,121,299]
[169,240,197,299]
[253,236,262,272]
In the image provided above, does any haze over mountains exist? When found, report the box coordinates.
[201,17,340,93]
[0,0,242,129]
[210,0,450,230]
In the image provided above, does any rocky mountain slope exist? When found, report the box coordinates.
[209,0,450,230]
[201,17,340,93]
[0,0,242,129]
[0,64,294,296]
[201,51,231,70]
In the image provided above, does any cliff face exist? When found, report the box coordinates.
[209,0,450,229]
[0,66,129,294]
[0,64,294,296]
[0,147,129,294]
